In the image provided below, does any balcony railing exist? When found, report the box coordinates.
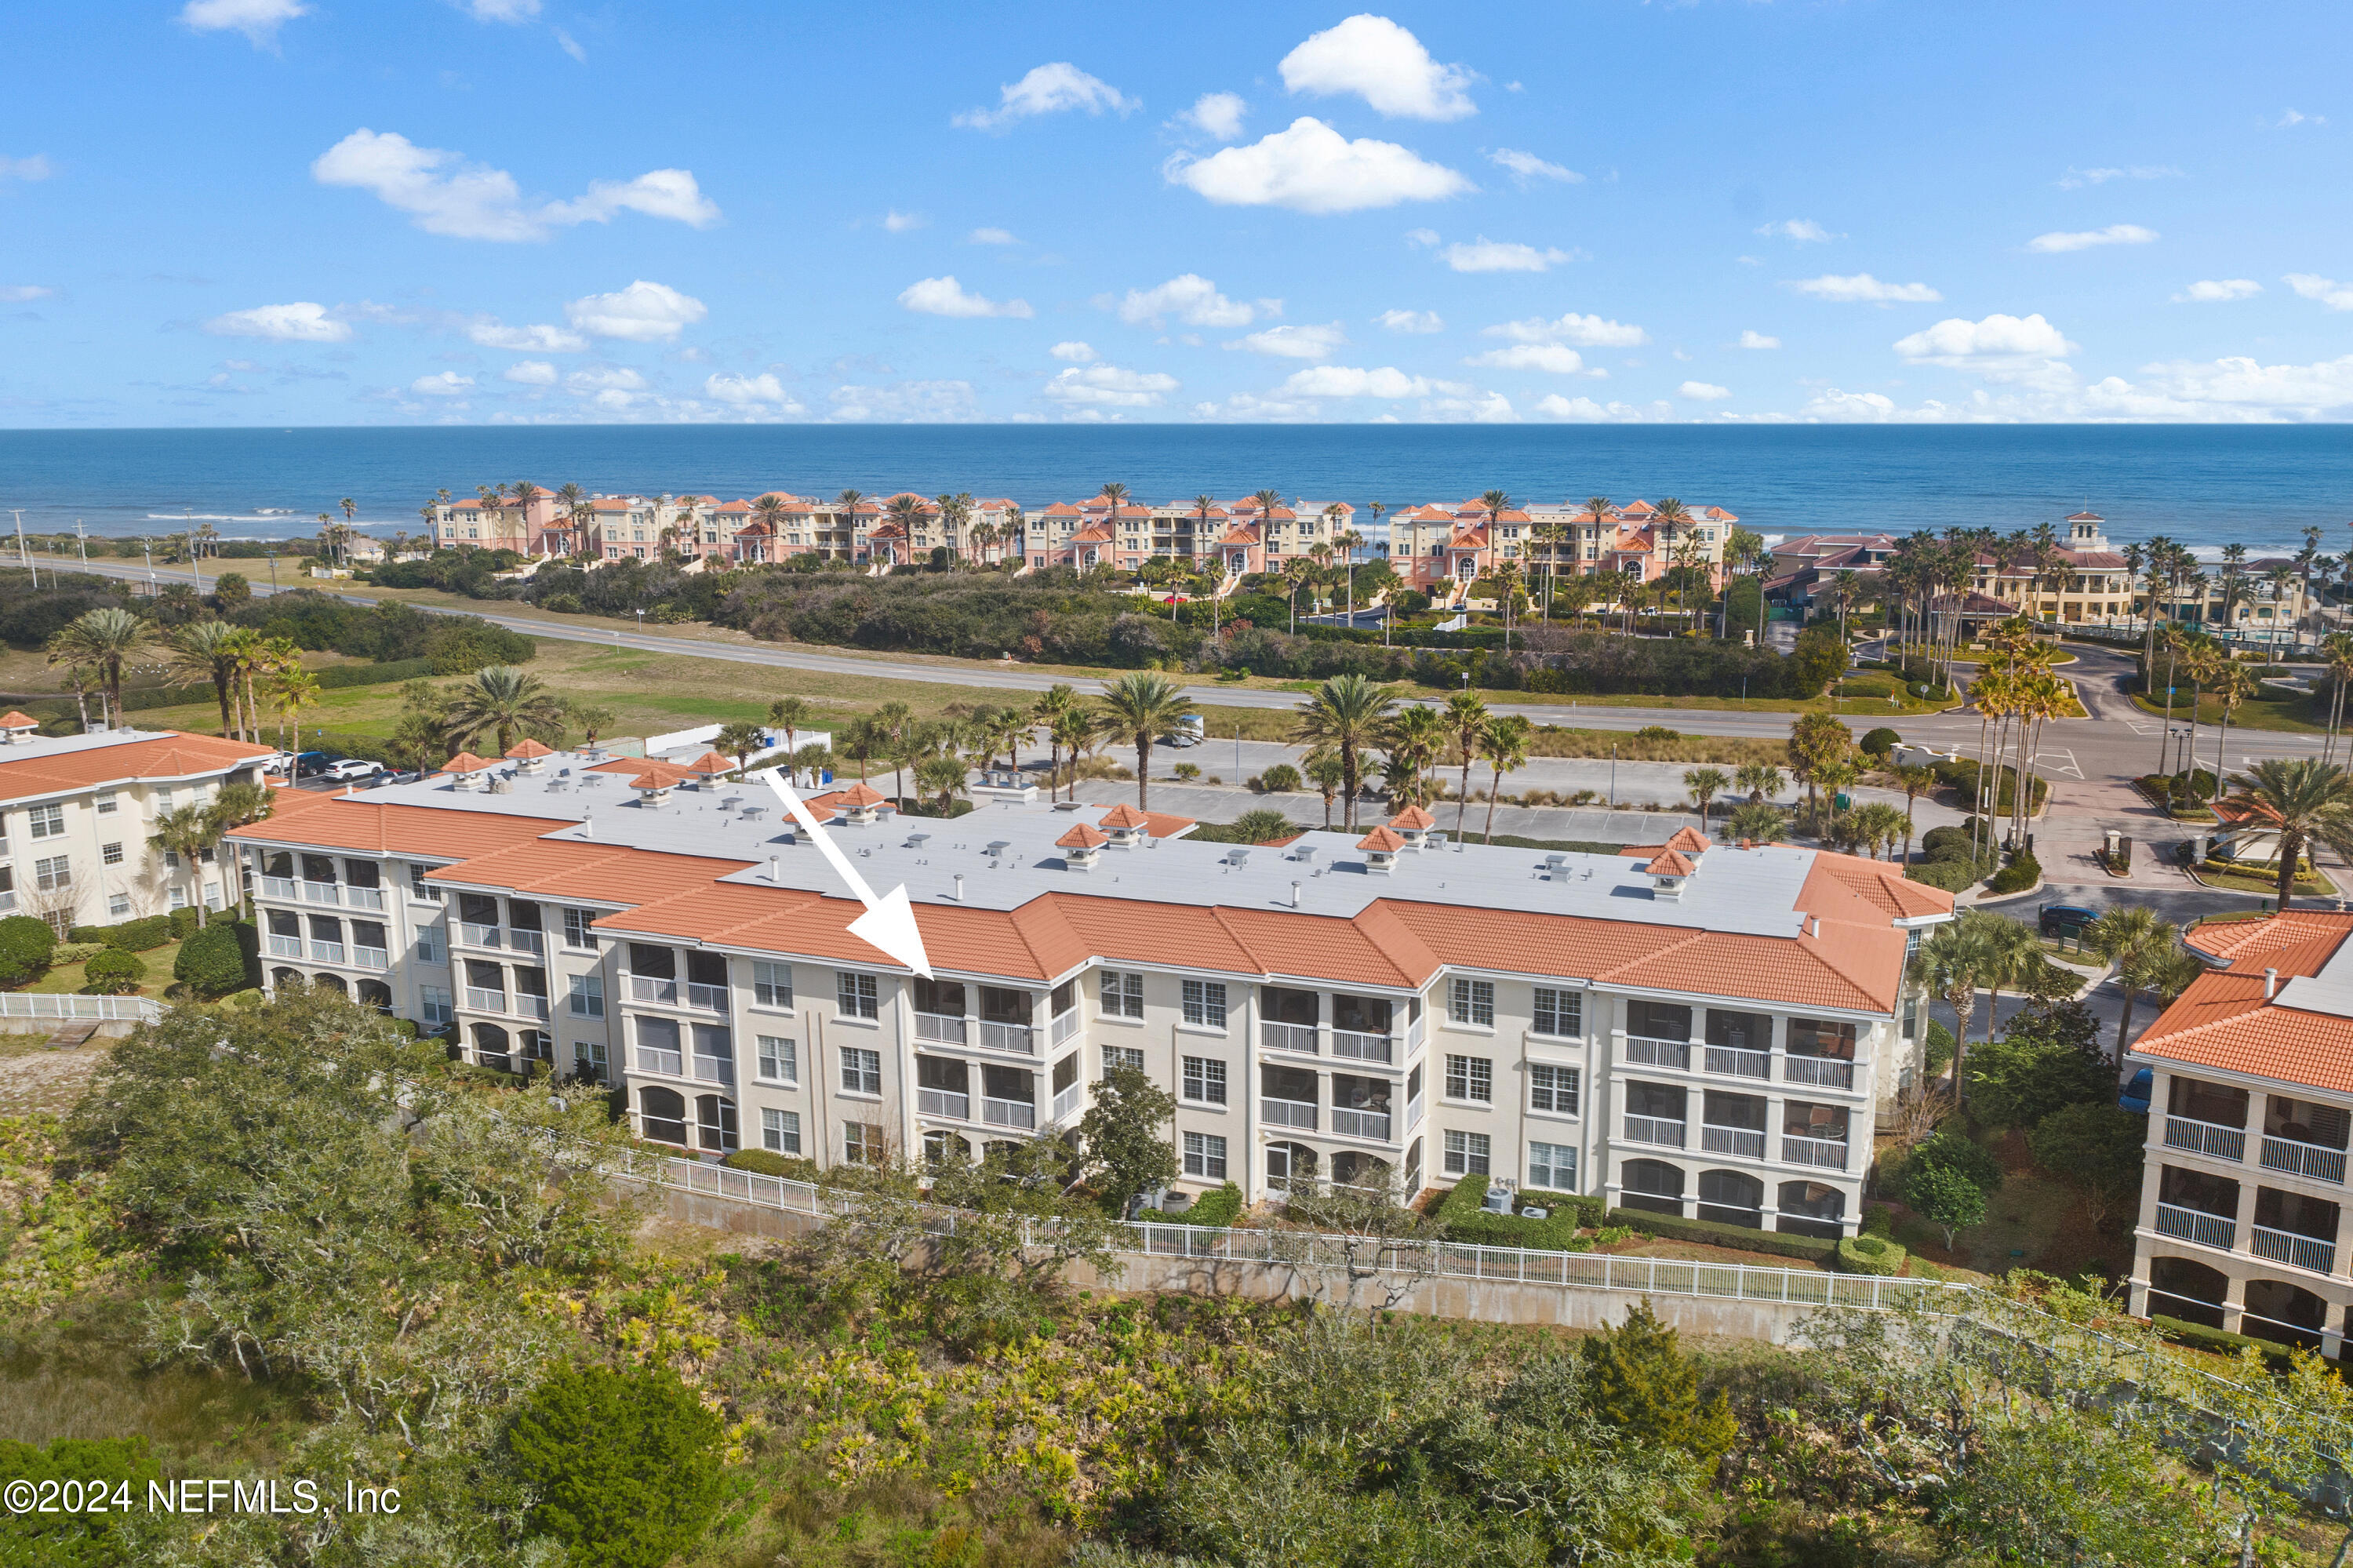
[1052,1082,1083,1122]
[1624,1115,1686,1148]
[1406,1013,1427,1050]
[980,1020,1035,1054]
[266,933,301,958]
[464,987,507,1013]
[918,1087,969,1119]
[1332,1029,1394,1064]
[2261,1135,2349,1184]
[1406,1092,1424,1131]
[1261,1020,1318,1055]
[1625,1035,1690,1071]
[629,975,679,1005]
[1262,1096,1318,1130]
[915,1011,968,1045]
[691,1052,733,1086]
[260,875,298,900]
[1701,1124,1768,1159]
[983,1097,1037,1130]
[460,922,503,950]
[344,885,387,911]
[1051,1009,1079,1046]
[686,981,730,1013]
[1704,1045,1771,1081]
[2163,1116,2248,1162]
[308,940,344,964]
[2154,1202,2237,1251]
[1331,1106,1393,1142]
[1781,1134,1850,1170]
[514,993,551,1020]
[504,927,544,956]
[1783,1054,1857,1090]
[354,946,390,971]
[300,880,341,905]
[2251,1224,2337,1275]
[637,1047,684,1078]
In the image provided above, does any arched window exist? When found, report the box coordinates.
[1620,1159,1686,1217]
[518,1029,554,1065]
[1267,1141,1318,1193]
[355,979,393,1012]
[695,1094,738,1153]
[1698,1170,1765,1230]
[1404,1137,1423,1195]
[471,1021,511,1073]
[923,1130,972,1168]
[1330,1151,1391,1191]
[312,972,347,995]
[2148,1257,2229,1330]
[638,1086,687,1147]
[270,966,300,991]
[1776,1181,1846,1239]
[2242,1279,2330,1350]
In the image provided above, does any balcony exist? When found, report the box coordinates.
[903,1012,964,1047]
[354,945,390,971]
[308,940,345,964]
[260,875,298,900]
[690,1052,733,1086]
[1331,1106,1392,1142]
[1406,1092,1424,1131]
[464,987,507,1013]
[2260,1136,2348,1185]
[918,1087,969,1119]
[514,993,551,1021]
[504,926,544,956]
[1406,1013,1427,1050]
[1780,1134,1849,1170]
[983,1097,1037,1130]
[979,1020,1034,1054]
[1262,1096,1318,1130]
[2251,1224,2337,1275]
[2163,1115,2248,1162]
[1260,1020,1318,1055]
[460,922,504,950]
[1626,1035,1690,1071]
[1051,1009,1079,1046]
[686,981,729,1013]
[2154,1202,2237,1250]
[1624,1115,1686,1148]
[637,1047,683,1078]
[1701,1123,1768,1159]
[1052,1082,1083,1122]
[266,933,301,958]
[1783,1055,1857,1090]
[1704,1044,1771,1081]
[300,880,341,906]
[1331,1030,1394,1064]
[629,975,679,1005]
[344,886,387,912]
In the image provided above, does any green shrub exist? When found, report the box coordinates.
[224,988,264,1010]
[1180,1181,1245,1228]
[0,913,56,988]
[1904,857,1986,892]
[1836,1235,1909,1275]
[82,949,146,994]
[0,1434,162,1566]
[1923,1018,1956,1077]
[169,905,202,940]
[506,1362,726,1568]
[1985,850,2041,895]
[1606,1208,1838,1261]
[77,915,174,952]
[1919,824,1977,862]
[1859,726,1901,758]
[2150,1314,2302,1370]
[1863,1202,1896,1238]
[1577,1301,1737,1462]
[1635,725,1680,740]
[49,941,105,964]
[1255,762,1303,793]
[722,1148,818,1182]
[174,921,253,999]
[1438,1173,1602,1250]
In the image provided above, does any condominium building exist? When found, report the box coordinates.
[0,715,273,932]
[1391,499,1734,599]
[226,749,1947,1232]
[2127,911,2353,1357]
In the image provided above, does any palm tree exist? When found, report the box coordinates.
[1380,704,1447,812]
[837,715,886,783]
[1333,516,1363,620]
[1915,916,1995,1093]
[874,700,915,802]
[915,752,969,815]
[1443,689,1489,836]
[1479,714,1531,843]
[1249,489,1282,581]
[264,661,322,753]
[441,665,566,757]
[1282,555,1314,633]
[1293,675,1398,831]
[2209,657,2260,800]
[148,803,217,910]
[767,696,811,753]
[1893,763,1937,863]
[205,780,274,906]
[1031,683,1080,799]
[2090,904,2177,1062]
[1304,749,1347,828]
[1733,762,1784,804]
[1724,801,1787,843]
[1049,708,1094,802]
[715,720,767,775]
[1975,915,2041,1042]
[2222,758,2353,913]
[159,619,245,737]
[1682,766,1730,822]
[1094,671,1195,813]
[46,606,145,723]
[336,496,359,563]
[2322,631,2353,766]
[834,489,867,565]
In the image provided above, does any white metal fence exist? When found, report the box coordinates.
[0,992,162,1024]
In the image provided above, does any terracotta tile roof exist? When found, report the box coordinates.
[1041,502,1083,516]
[1057,823,1107,849]
[1798,851,1955,923]
[504,738,553,759]
[2067,511,2104,522]
[586,756,707,789]
[0,711,36,729]
[2134,913,2353,1094]
[835,782,886,808]
[1645,849,1694,876]
[1217,525,1260,547]
[1097,802,1150,830]
[1069,523,1115,544]
[1389,805,1435,831]
[1665,826,1710,853]
[227,799,567,860]
[442,752,496,774]
[0,731,275,806]
[686,751,736,775]
[1358,826,1406,851]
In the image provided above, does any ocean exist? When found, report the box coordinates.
[1,424,2349,557]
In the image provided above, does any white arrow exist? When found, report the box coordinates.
[756,769,934,977]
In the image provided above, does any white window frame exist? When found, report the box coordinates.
[753,960,793,1010]
[1099,968,1144,1020]
[762,1108,802,1155]
[1532,986,1581,1039]
[1445,1053,1493,1104]
[1180,978,1228,1030]
[756,1034,798,1085]
[1449,977,1494,1028]
[1442,1129,1492,1177]
[1181,1055,1227,1106]
[1183,1131,1227,1181]
[840,1044,882,1097]
[33,854,69,893]
[100,842,123,867]
[562,907,599,949]
[106,893,131,917]
[837,971,878,1020]
[93,792,117,816]
[1528,1141,1577,1191]
[567,973,604,1018]
[1100,1043,1144,1075]
[1529,1063,1580,1116]
[27,803,64,840]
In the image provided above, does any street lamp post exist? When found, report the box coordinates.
[267,552,278,593]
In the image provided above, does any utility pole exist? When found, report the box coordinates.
[9,510,31,589]
[75,518,86,567]
[143,537,156,594]
[267,552,278,593]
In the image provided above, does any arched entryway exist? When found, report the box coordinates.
[311,971,347,995]
[1330,1150,1391,1191]
[638,1086,688,1147]
[1777,1181,1846,1239]
[1266,1141,1317,1194]
[355,979,393,1012]
[2147,1257,2229,1330]
[695,1094,739,1154]
[1620,1158,1686,1217]
[270,966,300,991]
[923,1129,973,1168]
[2242,1278,2328,1348]
[1698,1170,1765,1230]
[470,1022,511,1073]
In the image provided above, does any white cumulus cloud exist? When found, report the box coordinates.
[968,227,1018,245]
[564,280,707,342]
[1278,15,1476,121]
[1737,329,1780,349]
[180,0,305,44]
[2279,109,2326,128]
[467,320,588,352]
[502,361,558,385]
[829,381,981,422]
[2286,274,2353,311]
[203,302,351,343]
[0,155,55,182]
[312,130,719,241]
[565,366,646,394]
[1377,308,1443,333]
[2174,279,2263,303]
[2057,165,2184,188]
[1042,365,1179,409]
[1049,341,1097,362]
[1678,380,1732,400]
[705,372,798,409]
[411,371,474,396]
[1465,344,1586,374]
[1227,322,1347,359]
[1166,117,1469,213]
[898,275,1034,319]
[955,63,1135,131]
[1756,219,1838,242]
[1487,147,1580,184]
[1533,395,1649,422]
[1894,312,2076,363]
[2026,224,2157,253]
[1439,237,1570,273]
[1280,365,1464,399]
[0,285,56,303]
[460,0,539,19]
[1482,311,1647,349]
[1787,273,1942,304]
[1181,92,1248,141]
[1110,274,1254,329]
[882,209,925,233]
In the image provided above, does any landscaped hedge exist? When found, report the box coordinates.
[81,948,146,995]
[1605,1207,1839,1262]
[721,1148,819,1182]
[68,915,175,952]
[1140,1181,1245,1227]
[2151,1313,2304,1369]
[1904,857,1986,893]
[1836,1235,1909,1275]
[1986,850,2042,895]
[1438,1173,1604,1250]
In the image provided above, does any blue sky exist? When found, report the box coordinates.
[4,1,2351,427]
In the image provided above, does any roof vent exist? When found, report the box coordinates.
[905,831,931,849]
[1545,853,1569,881]
[769,856,782,882]
[985,839,1012,859]
[1291,846,1317,866]
[2266,966,2280,999]
[720,795,744,812]
[1224,848,1251,868]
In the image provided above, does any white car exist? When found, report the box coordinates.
[257,751,298,774]
[321,758,380,782]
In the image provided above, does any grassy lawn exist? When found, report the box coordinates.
[2129,686,2330,733]
[2194,863,2337,898]
[29,937,184,997]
